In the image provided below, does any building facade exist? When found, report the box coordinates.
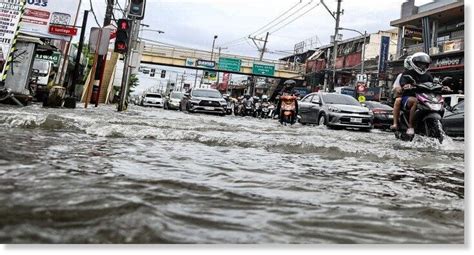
[389,0,464,93]
[304,30,398,92]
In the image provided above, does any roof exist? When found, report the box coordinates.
[390,1,464,27]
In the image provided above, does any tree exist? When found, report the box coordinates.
[128,73,139,96]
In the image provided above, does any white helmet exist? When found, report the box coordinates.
[408,52,431,75]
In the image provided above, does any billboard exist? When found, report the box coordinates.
[20,0,81,41]
[1,0,25,82]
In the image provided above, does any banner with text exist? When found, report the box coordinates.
[20,0,81,41]
[1,0,25,82]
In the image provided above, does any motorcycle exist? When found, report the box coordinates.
[260,102,273,118]
[395,76,446,143]
[241,99,254,117]
[253,100,262,118]
[279,95,297,125]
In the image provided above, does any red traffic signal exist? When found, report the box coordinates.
[114,19,131,54]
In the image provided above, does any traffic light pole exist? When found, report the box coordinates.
[118,18,136,112]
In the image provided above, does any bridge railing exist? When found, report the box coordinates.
[142,43,305,74]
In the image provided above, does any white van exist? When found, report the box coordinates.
[32,59,53,86]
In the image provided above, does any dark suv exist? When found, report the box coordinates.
[180,88,227,116]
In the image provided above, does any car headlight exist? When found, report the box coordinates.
[328,106,341,113]
[369,110,374,116]
[190,100,200,104]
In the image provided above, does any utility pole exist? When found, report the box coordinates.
[215,46,228,88]
[330,0,343,92]
[248,32,270,96]
[64,10,89,109]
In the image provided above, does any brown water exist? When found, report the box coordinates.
[0,104,464,244]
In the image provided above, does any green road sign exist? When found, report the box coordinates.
[253,63,275,76]
[218,57,241,72]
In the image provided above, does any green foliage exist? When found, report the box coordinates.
[128,73,139,96]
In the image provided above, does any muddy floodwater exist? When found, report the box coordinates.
[0,104,464,244]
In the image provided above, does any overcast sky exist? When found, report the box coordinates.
[79,0,434,59]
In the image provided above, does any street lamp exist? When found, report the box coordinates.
[339,27,368,76]
[210,35,218,61]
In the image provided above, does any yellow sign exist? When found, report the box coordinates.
[358,95,366,103]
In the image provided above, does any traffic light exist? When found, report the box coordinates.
[114,19,131,54]
[160,70,166,78]
[128,0,146,20]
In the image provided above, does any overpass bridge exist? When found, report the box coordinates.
[139,43,305,80]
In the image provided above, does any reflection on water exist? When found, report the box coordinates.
[0,104,464,243]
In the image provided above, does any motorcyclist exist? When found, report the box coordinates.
[398,52,434,136]
[276,80,299,118]
[391,55,413,131]
[239,94,253,115]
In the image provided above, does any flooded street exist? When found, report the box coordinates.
[0,104,464,244]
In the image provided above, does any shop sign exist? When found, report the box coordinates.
[20,0,81,40]
[432,56,463,68]
[442,39,463,53]
[35,52,61,66]
[196,59,216,69]
[185,58,196,67]
[403,26,423,41]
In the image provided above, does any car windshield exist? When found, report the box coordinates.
[145,94,162,98]
[171,93,184,99]
[322,94,361,106]
[192,90,222,98]
[33,60,50,74]
[365,102,392,110]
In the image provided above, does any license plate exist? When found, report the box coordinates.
[204,107,214,111]
[350,118,362,123]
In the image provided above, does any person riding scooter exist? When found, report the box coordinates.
[276,80,299,124]
[397,52,434,136]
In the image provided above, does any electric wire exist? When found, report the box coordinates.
[269,2,321,35]
[89,0,102,27]
[248,0,303,37]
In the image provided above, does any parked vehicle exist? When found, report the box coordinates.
[442,94,464,109]
[442,100,464,137]
[30,59,53,102]
[362,101,393,130]
[279,95,298,125]
[180,88,227,116]
[142,93,164,107]
[395,76,446,143]
[164,91,184,110]
[299,92,373,131]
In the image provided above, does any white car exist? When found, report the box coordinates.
[142,93,164,107]
[442,94,464,109]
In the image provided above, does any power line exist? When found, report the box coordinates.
[269,2,322,34]
[89,0,101,27]
[249,0,303,37]
[264,0,318,35]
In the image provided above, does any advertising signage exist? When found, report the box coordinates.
[20,0,81,40]
[378,36,390,74]
[0,0,25,82]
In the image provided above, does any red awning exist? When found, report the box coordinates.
[429,64,464,71]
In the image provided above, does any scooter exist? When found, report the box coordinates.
[395,76,446,143]
[241,100,254,117]
[279,95,298,125]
